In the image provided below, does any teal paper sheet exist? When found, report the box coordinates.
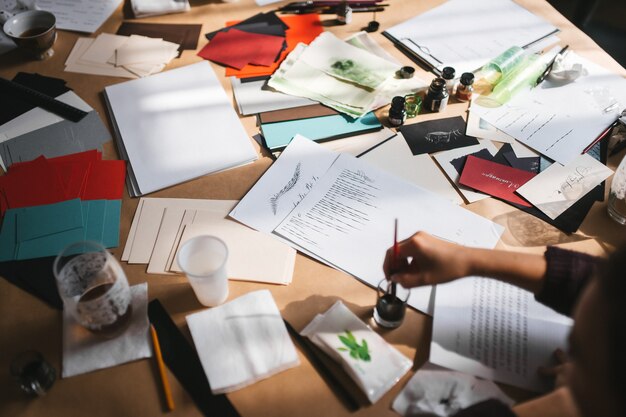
[0,199,122,261]
[261,111,382,150]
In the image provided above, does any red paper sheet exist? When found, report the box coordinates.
[1,157,66,209]
[82,160,126,200]
[0,151,125,218]
[459,156,536,207]
[198,29,286,70]
[225,14,323,78]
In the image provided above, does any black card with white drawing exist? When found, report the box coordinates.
[399,116,479,156]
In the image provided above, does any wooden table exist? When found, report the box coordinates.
[1,1,625,416]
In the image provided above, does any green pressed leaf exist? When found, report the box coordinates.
[336,331,372,362]
[339,335,358,349]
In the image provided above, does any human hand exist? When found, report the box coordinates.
[538,348,571,389]
[382,231,473,288]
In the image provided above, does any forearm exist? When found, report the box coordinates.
[465,247,547,294]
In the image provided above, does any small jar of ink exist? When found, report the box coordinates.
[441,66,456,93]
[423,78,449,112]
[373,279,410,329]
[388,96,406,127]
[456,72,475,102]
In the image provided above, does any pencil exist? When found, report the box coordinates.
[150,324,175,411]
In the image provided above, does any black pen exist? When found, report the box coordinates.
[536,45,569,85]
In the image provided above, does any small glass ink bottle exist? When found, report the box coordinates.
[441,66,456,93]
[423,78,449,112]
[388,96,406,127]
[337,1,352,25]
[456,72,475,102]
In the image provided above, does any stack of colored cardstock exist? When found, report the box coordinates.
[199,29,286,70]
[0,150,125,261]
[66,33,179,78]
[260,110,382,152]
[0,74,110,171]
[199,12,289,71]
[200,12,322,78]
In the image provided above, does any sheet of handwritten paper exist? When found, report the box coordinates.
[470,53,626,165]
[36,0,122,33]
[516,154,613,219]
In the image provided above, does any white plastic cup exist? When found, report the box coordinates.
[177,236,229,307]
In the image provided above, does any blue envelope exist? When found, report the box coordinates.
[0,198,121,261]
[261,112,382,151]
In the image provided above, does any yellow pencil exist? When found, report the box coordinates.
[150,324,175,411]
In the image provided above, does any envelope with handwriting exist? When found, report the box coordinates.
[516,154,613,220]
[459,155,536,207]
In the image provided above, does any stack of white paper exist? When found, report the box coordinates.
[65,33,179,78]
[123,198,295,285]
[104,61,257,197]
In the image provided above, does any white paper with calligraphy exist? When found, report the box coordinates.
[516,154,613,220]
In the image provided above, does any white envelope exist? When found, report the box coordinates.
[516,153,613,219]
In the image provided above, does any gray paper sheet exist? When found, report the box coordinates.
[1,111,110,167]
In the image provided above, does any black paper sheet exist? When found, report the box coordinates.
[148,300,240,417]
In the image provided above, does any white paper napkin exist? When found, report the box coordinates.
[301,301,412,403]
[62,283,151,378]
[392,364,514,417]
[186,289,299,394]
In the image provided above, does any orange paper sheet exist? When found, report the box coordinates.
[225,14,323,79]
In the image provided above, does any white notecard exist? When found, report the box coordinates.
[516,154,613,219]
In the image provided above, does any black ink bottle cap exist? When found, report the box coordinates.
[365,20,380,33]
[460,72,475,85]
[442,66,455,80]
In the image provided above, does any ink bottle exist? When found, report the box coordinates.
[373,279,410,329]
[388,96,406,127]
[423,78,449,112]
[336,1,352,25]
[441,66,456,93]
[456,72,475,102]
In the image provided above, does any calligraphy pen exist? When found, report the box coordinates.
[536,44,569,85]
[387,218,399,298]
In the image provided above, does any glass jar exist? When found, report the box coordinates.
[388,96,406,127]
[423,78,449,112]
[608,154,626,225]
[456,72,475,102]
[54,241,133,337]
